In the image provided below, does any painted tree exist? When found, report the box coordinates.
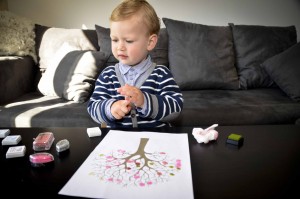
[90,138,182,187]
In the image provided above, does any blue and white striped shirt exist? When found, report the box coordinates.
[87,56,183,128]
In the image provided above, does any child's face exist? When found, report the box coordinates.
[110,16,157,66]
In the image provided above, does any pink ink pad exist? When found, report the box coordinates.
[33,132,55,151]
[29,152,54,167]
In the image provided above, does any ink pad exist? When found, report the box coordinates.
[226,133,244,147]
[33,132,55,151]
[29,152,54,167]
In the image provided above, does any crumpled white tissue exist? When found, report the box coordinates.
[192,124,219,144]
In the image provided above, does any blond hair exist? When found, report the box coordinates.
[110,0,160,35]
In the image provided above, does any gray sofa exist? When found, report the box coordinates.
[1,18,300,128]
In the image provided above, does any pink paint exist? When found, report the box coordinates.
[29,152,54,164]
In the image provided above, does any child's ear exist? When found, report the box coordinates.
[147,34,158,51]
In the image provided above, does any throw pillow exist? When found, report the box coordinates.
[38,27,98,73]
[38,47,108,103]
[230,24,297,89]
[261,42,300,102]
[0,11,37,63]
[34,24,50,64]
[162,18,239,90]
[95,24,169,67]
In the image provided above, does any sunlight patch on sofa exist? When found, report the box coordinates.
[3,96,75,127]
[13,102,73,127]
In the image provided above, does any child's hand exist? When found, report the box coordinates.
[111,100,131,119]
[117,84,144,108]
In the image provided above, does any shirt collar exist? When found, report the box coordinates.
[119,55,152,76]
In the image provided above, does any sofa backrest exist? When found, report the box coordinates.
[33,20,297,96]
[229,23,297,89]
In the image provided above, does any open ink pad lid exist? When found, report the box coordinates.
[0,129,10,138]
[2,135,22,145]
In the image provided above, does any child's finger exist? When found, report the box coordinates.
[120,100,131,112]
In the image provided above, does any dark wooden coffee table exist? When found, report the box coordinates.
[1,125,300,198]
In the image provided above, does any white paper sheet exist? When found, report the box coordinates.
[59,130,194,199]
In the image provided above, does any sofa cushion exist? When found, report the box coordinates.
[38,27,99,73]
[38,48,108,103]
[0,56,35,105]
[262,42,300,102]
[0,92,98,127]
[171,89,300,126]
[162,18,239,90]
[0,11,37,63]
[95,25,118,67]
[95,24,169,67]
[230,24,297,89]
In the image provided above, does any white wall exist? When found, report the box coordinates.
[7,0,300,40]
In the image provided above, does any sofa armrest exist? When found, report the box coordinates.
[0,56,36,105]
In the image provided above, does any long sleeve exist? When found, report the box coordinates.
[137,65,183,122]
[87,66,121,125]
